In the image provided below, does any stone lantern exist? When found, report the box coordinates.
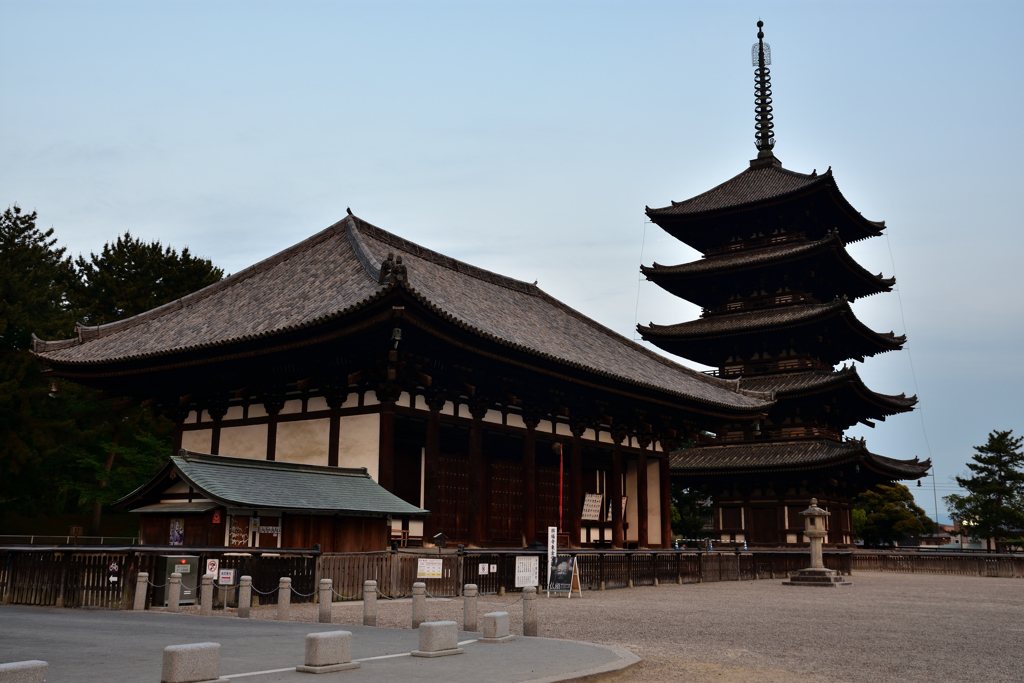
[782,499,851,588]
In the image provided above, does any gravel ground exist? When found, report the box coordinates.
[181,572,1023,682]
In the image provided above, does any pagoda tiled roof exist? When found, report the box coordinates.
[33,215,772,413]
[648,163,825,217]
[639,298,905,347]
[739,367,918,412]
[669,438,930,479]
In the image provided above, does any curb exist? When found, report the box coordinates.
[518,638,640,683]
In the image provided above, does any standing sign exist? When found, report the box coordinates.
[417,558,443,579]
[218,569,236,586]
[205,558,219,577]
[547,526,558,585]
[107,560,120,584]
[514,556,539,588]
[547,556,582,598]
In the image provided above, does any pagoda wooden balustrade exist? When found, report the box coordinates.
[702,293,818,317]
[704,357,832,378]
[704,231,807,256]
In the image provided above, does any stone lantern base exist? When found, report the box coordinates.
[782,567,852,588]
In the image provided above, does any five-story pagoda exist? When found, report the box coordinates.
[638,22,930,547]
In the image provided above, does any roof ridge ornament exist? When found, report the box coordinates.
[750,20,779,167]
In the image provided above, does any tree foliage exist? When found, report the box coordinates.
[0,208,223,532]
[944,430,1024,550]
[854,483,933,547]
[669,486,713,540]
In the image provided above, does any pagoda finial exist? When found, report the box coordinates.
[752,20,776,157]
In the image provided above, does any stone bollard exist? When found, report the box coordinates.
[654,577,659,587]
[168,573,182,613]
[295,631,360,674]
[463,584,478,631]
[363,580,377,627]
[277,577,292,621]
[318,579,333,624]
[411,621,464,658]
[479,611,514,644]
[523,586,538,637]
[237,577,252,619]
[161,642,228,683]
[200,574,214,617]
[134,572,149,611]
[411,582,426,628]
[599,580,606,591]
[0,660,47,683]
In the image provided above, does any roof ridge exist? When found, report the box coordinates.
[643,299,844,333]
[175,450,371,477]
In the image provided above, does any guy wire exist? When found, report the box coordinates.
[633,220,648,340]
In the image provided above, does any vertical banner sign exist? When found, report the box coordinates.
[547,526,558,586]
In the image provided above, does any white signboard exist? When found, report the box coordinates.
[205,559,219,577]
[417,558,443,579]
[218,569,236,585]
[514,556,539,588]
[489,564,497,574]
[478,562,489,575]
[547,526,558,583]
[581,493,603,521]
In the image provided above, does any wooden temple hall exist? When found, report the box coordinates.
[638,21,930,546]
[33,210,775,551]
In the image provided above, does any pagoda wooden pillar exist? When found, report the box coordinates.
[637,436,649,548]
[521,416,538,546]
[660,451,672,548]
[569,426,583,548]
[378,400,396,491]
[468,404,487,546]
[611,432,624,548]
[422,398,442,541]
[327,394,344,467]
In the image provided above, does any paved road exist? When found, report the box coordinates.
[0,606,636,682]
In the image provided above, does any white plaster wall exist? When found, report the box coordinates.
[338,413,380,480]
[654,441,663,453]
[364,392,380,407]
[342,393,358,409]
[219,424,269,460]
[276,419,330,466]
[555,422,571,436]
[200,410,212,423]
[280,399,303,415]
[249,404,268,418]
[441,401,455,416]
[225,406,244,420]
[409,520,424,536]
[398,392,412,407]
[647,459,661,544]
[184,411,198,425]
[583,428,596,441]
[625,461,638,542]
[308,396,328,412]
[598,431,612,444]
[506,413,526,429]
[537,420,553,434]
[414,395,428,411]
[484,409,502,424]
[164,481,190,494]
[458,404,470,419]
[181,429,212,454]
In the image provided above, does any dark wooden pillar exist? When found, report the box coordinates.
[208,405,226,456]
[521,416,538,547]
[327,403,341,467]
[611,432,624,549]
[378,400,396,491]
[637,436,649,548]
[423,397,442,541]
[569,426,584,548]
[173,423,183,454]
[660,451,672,548]
[468,404,487,547]
[266,405,281,461]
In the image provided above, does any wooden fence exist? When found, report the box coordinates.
[851,553,1023,578]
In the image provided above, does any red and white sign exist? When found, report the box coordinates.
[212,510,222,524]
[218,569,236,585]
[206,559,219,577]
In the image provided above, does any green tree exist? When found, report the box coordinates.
[669,486,713,541]
[71,231,223,326]
[854,483,933,547]
[944,430,1024,551]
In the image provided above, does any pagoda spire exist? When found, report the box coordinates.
[752,20,776,159]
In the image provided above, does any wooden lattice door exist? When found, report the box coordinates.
[437,452,469,541]
[536,464,569,536]
[488,459,523,543]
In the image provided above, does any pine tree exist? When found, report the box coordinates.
[944,430,1024,550]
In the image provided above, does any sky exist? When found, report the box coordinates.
[3,1,1022,524]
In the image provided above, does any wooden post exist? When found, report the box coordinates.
[611,433,624,549]
[327,396,343,467]
[423,399,442,541]
[468,405,487,546]
[378,400,396,491]
[266,404,281,461]
[660,453,672,549]
[522,416,538,547]
[569,426,583,548]
[637,437,649,549]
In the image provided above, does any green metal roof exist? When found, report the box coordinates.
[128,450,428,518]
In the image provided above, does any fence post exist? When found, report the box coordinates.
[412,582,426,628]
[627,554,633,589]
[168,573,182,613]
[200,574,214,616]
[523,586,537,637]
[237,576,252,618]
[463,584,478,631]
[133,572,148,611]
[319,579,332,623]
[363,580,377,627]
[277,577,291,621]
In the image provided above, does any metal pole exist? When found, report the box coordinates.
[558,443,564,532]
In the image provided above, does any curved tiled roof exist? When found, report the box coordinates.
[738,367,918,411]
[648,163,824,217]
[669,438,930,478]
[33,215,772,413]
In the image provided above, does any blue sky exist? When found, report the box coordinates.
[4,1,1022,523]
